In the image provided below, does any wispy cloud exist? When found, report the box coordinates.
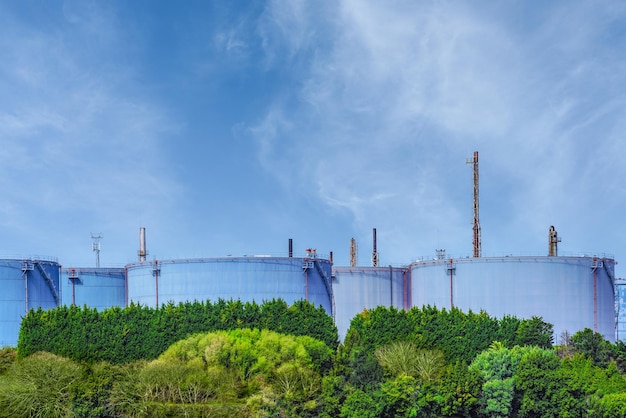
[0,2,179,262]
[249,0,626,261]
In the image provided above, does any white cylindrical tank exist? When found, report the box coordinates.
[126,257,333,315]
[411,256,616,342]
[332,266,409,340]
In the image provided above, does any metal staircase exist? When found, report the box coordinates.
[313,259,335,321]
[35,261,60,305]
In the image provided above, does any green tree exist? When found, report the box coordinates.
[515,316,554,348]
[514,347,561,417]
[470,343,537,417]
[571,328,612,368]
[340,389,379,418]
[438,360,482,417]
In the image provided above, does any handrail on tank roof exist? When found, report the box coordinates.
[412,251,615,263]
[0,254,59,263]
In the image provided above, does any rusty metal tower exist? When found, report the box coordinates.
[466,151,481,258]
[350,237,358,267]
[548,225,561,256]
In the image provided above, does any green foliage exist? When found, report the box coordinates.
[377,374,420,417]
[592,392,626,417]
[470,344,544,417]
[571,328,612,368]
[150,329,329,415]
[0,352,81,418]
[514,347,561,417]
[340,389,379,418]
[348,349,385,391]
[317,374,346,418]
[515,316,554,348]
[343,306,554,368]
[0,347,17,375]
[375,341,445,383]
[438,360,482,417]
[18,298,338,364]
[70,361,124,418]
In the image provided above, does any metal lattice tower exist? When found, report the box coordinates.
[91,233,102,268]
[466,151,481,258]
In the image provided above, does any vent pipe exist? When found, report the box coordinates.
[548,226,561,257]
[350,238,357,267]
[372,228,379,267]
[329,251,333,265]
[288,238,293,258]
[139,227,147,262]
[466,151,481,257]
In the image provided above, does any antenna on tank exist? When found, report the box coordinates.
[466,151,481,257]
[372,228,379,267]
[350,237,358,267]
[139,227,148,262]
[91,233,102,268]
[548,226,561,257]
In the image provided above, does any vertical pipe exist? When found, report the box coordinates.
[139,227,147,262]
[305,269,309,301]
[288,238,293,258]
[372,228,378,267]
[389,265,393,306]
[71,269,76,306]
[154,260,159,308]
[594,258,598,332]
[330,251,333,265]
[124,266,129,308]
[403,269,407,310]
[449,259,454,309]
[407,269,413,310]
[24,270,29,314]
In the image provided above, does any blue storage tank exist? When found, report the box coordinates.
[0,258,60,347]
[332,266,409,340]
[61,268,126,310]
[411,256,616,342]
[126,257,333,315]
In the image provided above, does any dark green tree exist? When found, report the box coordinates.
[515,316,554,348]
[571,328,612,368]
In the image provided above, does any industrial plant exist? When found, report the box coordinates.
[1,152,623,347]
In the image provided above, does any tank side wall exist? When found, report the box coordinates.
[0,260,60,347]
[127,258,332,314]
[411,257,615,343]
[61,268,126,310]
[333,267,407,341]
[616,279,626,341]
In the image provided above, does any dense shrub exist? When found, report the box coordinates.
[0,347,16,375]
[108,329,331,416]
[18,298,338,363]
[343,305,554,366]
[0,352,80,418]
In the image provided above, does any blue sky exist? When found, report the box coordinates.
[1,0,626,270]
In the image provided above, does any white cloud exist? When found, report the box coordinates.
[0,3,179,262]
[249,0,626,261]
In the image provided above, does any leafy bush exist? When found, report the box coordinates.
[18,299,338,364]
[0,352,80,418]
[0,347,16,375]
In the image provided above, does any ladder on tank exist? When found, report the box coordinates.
[313,259,336,321]
[35,261,60,305]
